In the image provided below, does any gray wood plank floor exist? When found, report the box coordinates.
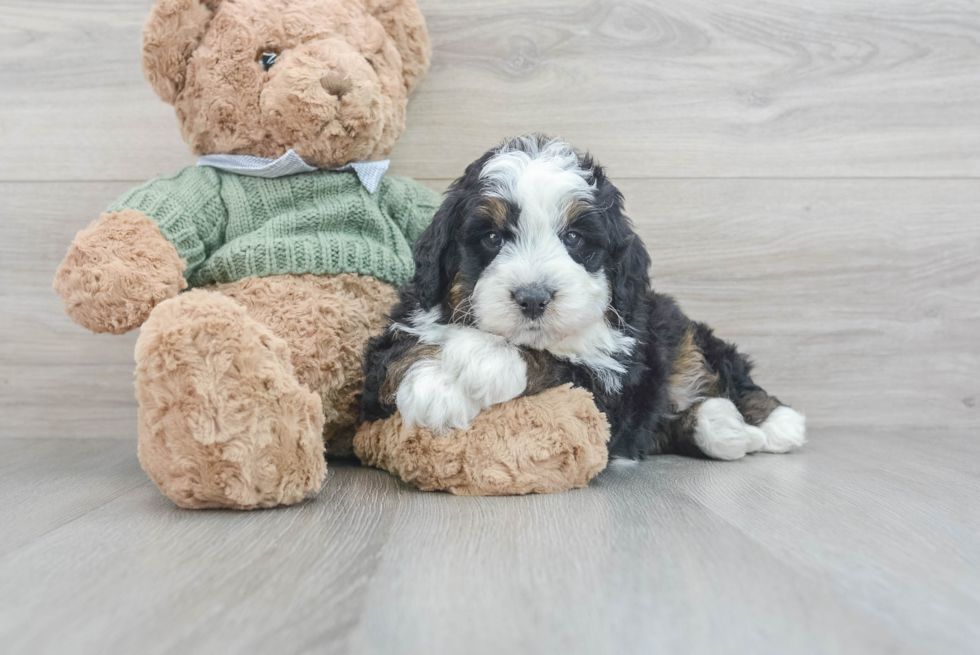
[1,434,978,655]
[1,0,979,652]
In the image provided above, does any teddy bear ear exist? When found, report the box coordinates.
[367,0,432,92]
[141,0,222,104]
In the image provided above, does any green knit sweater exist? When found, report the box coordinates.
[108,165,441,288]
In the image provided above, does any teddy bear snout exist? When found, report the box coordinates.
[257,38,399,167]
[320,72,352,98]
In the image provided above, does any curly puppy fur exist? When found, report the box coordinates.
[213,274,397,457]
[53,210,187,334]
[363,135,806,464]
[354,384,609,495]
[142,0,431,167]
[136,290,327,509]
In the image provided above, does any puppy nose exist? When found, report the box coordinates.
[320,72,352,97]
[512,285,555,320]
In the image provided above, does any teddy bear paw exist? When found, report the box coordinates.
[53,210,187,334]
[357,384,611,496]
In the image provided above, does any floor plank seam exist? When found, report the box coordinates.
[0,479,153,561]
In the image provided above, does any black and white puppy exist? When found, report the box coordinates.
[361,135,805,460]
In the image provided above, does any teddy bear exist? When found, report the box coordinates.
[54,0,610,509]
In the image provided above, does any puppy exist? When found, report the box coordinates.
[361,135,805,460]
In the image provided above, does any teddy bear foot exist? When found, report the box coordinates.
[354,384,610,495]
[135,290,327,509]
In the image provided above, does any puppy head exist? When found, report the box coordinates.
[413,134,650,350]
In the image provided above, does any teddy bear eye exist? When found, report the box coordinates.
[258,51,278,71]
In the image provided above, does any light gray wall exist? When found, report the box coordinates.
[2,0,978,438]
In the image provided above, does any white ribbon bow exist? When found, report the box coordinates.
[197,149,390,193]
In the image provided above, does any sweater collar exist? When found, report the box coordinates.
[196,149,389,193]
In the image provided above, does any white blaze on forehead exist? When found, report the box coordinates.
[477,138,597,295]
[479,137,594,234]
[469,136,635,392]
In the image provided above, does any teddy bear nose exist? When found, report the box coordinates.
[320,72,352,98]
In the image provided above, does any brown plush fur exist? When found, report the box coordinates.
[56,0,612,508]
[135,290,328,509]
[142,0,431,167]
[354,385,610,495]
[211,274,397,457]
[53,0,431,509]
[53,210,187,335]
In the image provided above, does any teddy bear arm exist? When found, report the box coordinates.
[54,166,228,334]
[53,210,187,334]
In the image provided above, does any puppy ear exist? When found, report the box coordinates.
[412,149,497,308]
[594,168,651,330]
[412,197,461,309]
[366,0,432,92]
[610,232,651,328]
[142,0,221,104]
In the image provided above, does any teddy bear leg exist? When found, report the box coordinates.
[135,290,327,509]
[211,274,398,458]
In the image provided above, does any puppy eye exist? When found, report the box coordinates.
[257,51,279,71]
[562,230,583,249]
[481,231,503,250]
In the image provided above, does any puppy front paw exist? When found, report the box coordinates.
[440,331,527,407]
[395,359,481,435]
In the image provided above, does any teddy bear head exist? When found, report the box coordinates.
[142,0,430,167]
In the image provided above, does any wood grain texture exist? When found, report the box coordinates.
[0,434,977,654]
[1,0,979,181]
[0,439,148,556]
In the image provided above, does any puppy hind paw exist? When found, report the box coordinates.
[693,398,758,461]
[744,424,767,454]
[758,406,807,453]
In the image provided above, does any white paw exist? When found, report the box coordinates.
[440,330,527,407]
[395,359,480,435]
[694,398,758,461]
[744,424,767,454]
[758,406,807,453]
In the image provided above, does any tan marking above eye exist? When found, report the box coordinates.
[563,199,590,226]
[478,197,509,229]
